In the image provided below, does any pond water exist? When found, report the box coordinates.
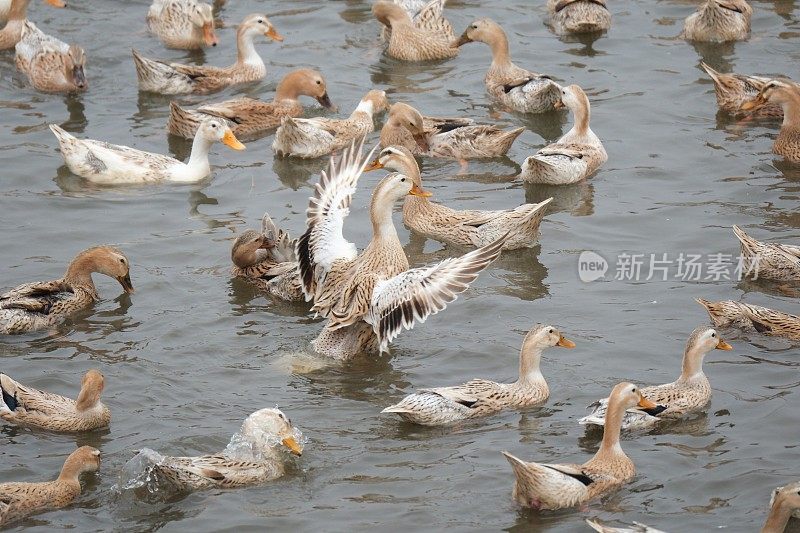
[1,0,800,531]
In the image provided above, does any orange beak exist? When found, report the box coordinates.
[452,31,471,48]
[556,335,575,348]
[740,94,766,111]
[202,23,218,47]
[222,129,246,150]
[364,158,384,172]
[282,436,303,456]
[553,99,565,109]
[716,339,733,351]
[265,27,284,42]
[637,393,658,410]
[409,183,432,197]
[46,0,66,7]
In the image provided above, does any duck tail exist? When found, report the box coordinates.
[0,374,18,413]
[699,62,723,85]
[381,404,414,414]
[496,126,525,154]
[167,101,202,139]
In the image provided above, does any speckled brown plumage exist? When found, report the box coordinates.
[503,383,658,510]
[580,327,731,429]
[700,62,785,118]
[147,0,218,50]
[0,0,63,50]
[0,246,133,334]
[382,325,575,425]
[14,21,87,93]
[0,446,100,528]
[547,0,610,35]
[733,225,800,282]
[373,0,457,61]
[1,370,110,432]
[697,298,800,340]
[683,0,751,42]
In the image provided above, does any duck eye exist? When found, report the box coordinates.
[316,80,321,84]
[400,177,406,182]
[258,19,263,23]
[548,329,553,333]
[471,24,477,29]
[711,332,716,337]
[119,258,125,264]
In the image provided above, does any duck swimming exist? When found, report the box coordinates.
[147,0,218,50]
[15,21,87,93]
[0,0,63,50]
[372,0,456,61]
[741,81,800,162]
[696,298,800,341]
[683,0,751,42]
[0,246,133,335]
[546,0,611,35]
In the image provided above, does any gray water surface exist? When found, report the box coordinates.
[2,0,800,531]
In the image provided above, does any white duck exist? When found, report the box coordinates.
[50,118,245,184]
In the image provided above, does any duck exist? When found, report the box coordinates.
[452,18,561,114]
[381,324,575,426]
[733,225,800,282]
[503,382,660,510]
[700,62,786,118]
[372,0,456,61]
[682,0,752,42]
[50,118,245,184]
[168,68,333,139]
[519,84,607,184]
[740,81,800,162]
[580,327,730,430]
[231,213,303,301]
[365,145,552,250]
[272,90,388,159]
[1,369,110,431]
[0,246,133,335]
[0,0,63,50]
[147,0,218,50]
[763,482,800,533]
[379,102,525,160]
[382,0,454,43]
[696,298,800,340]
[133,13,282,95]
[297,141,510,360]
[14,21,87,93]
[585,519,667,533]
[546,0,611,35]
[131,408,303,491]
[0,446,100,528]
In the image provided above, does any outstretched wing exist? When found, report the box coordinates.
[296,140,377,300]
[365,234,508,352]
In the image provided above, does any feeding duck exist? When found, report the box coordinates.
[133,13,282,95]
[365,145,551,250]
[763,482,800,533]
[700,62,786,118]
[546,0,611,35]
[272,89,388,159]
[733,225,800,282]
[297,141,509,360]
[0,446,100,528]
[0,0,63,50]
[519,84,607,184]
[503,382,660,510]
[452,18,561,114]
[168,68,333,139]
[580,327,730,430]
[231,213,302,302]
[147,0,218,50]
[50,118,244,184]
[696,298,800,340]
[1,369,110,431]
[372,0,456,61]
[682,0,752,42]
[381,324,575,426]
[0,246,133,335]
[130,408,303,491]
[379,102,525,161]
[15,21,87,93]
[741,81,800,162]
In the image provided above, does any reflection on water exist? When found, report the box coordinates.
[525,180,594,217]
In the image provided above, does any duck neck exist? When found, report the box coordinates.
[57,459,84,487]
[568,97,591,138]
[513,338,545,387]
[186,133,214,175]
[597,398,626,458]
[236,29,262,67]
[679,345,707,382]
[781,93,800,129]
[370,189,399,241]
[8,0,30,20]
[273,80,300,105]
[351,99,375,121]
[486,29,512,69]
[761,501,794,533]
[75,387,100,412]
[63,254,99,292]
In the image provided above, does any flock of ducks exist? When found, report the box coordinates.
[1,0,800,530]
